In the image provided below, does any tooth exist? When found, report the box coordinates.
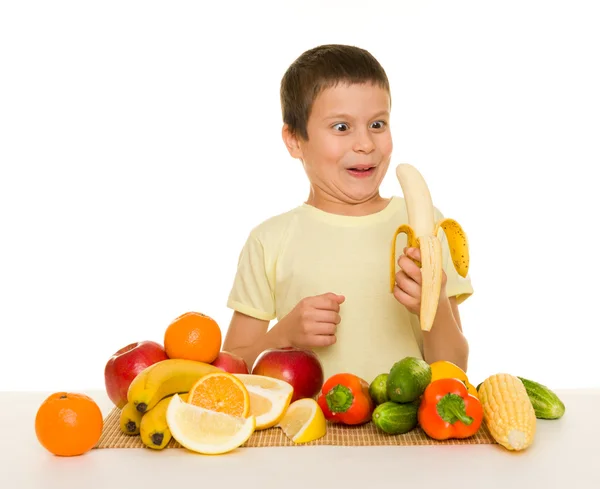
[390,163,470,331]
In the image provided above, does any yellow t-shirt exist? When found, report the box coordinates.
[226,196,474,383]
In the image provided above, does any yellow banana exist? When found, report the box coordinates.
[119,401,144,435]
[127,358,221,413]
[140,393,189,449]
[390,163,470,331]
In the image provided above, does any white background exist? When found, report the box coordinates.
[1,0,598,393]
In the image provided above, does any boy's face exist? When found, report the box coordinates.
[284,82,392,207]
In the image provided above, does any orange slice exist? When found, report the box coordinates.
[187,371,250,418]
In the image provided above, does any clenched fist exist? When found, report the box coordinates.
[281,292,345,348]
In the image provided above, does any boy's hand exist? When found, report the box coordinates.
[283,292,345,348]
[393,247,447,316]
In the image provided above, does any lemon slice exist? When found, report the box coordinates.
[277,398,327,444]
[234,374,294,430]
[166,394,255,454]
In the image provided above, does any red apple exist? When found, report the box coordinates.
[252,347,324,402]
[104,341,169,408]
[211,351,249,374]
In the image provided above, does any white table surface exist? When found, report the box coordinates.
[2,389,598,489]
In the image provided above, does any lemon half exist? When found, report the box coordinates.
[166,394,255,455]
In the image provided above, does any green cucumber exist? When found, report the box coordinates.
[386,357,432,403]
[369,374,389,405]
[517,377,566,420]
[372,401,419,435]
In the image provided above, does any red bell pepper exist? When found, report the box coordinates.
[418,377,483,440]
[317,373,374,425]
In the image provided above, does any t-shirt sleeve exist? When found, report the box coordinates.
[434,207,474,305]
[226,231,277,321]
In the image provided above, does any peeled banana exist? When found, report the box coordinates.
[390,163,470,331]
[127,358,221,413]
[140,393,189,450]
[119,401,144,435]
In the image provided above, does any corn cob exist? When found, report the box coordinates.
[478,373,536,451]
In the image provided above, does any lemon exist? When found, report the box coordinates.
[277,398,327,444]
[234,374,294,430]
[166,394,255,455]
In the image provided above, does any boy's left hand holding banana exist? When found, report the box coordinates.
[393,246,447,317]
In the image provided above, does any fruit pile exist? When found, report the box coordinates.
[34,311,327,456]
[34,310,567,457]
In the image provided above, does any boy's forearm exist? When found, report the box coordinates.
[421,297,469,372]
[228,323,291,371]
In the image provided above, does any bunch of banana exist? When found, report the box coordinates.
[120,393,190,449]
[140,392,189,449]
[127,358,221,413]
[119,401,143,435]
[118,358,220,449]
[390,163,470,332]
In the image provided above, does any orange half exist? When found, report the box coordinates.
[187,372,250,418]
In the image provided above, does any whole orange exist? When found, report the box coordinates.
[164,311,222,363]
[35,392,103,456]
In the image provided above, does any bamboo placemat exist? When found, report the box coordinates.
[94,406,496,448]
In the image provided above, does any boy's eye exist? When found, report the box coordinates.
[332,121,386,131]
[371,120,387,129]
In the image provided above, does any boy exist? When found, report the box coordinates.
[222,44,473,384]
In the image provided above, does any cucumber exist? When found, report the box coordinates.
[517,377,566,420]
[369,374,389,405]
[386,357,432,403]
[372,401,419,435]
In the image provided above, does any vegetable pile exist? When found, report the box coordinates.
[316,357,566,452]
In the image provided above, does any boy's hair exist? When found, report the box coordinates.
[280,44,390,141]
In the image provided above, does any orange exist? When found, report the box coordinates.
[187,372,250,418]
[35,392,103,456]
[164,311,222,363]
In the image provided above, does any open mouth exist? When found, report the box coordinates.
[347,166,375,177]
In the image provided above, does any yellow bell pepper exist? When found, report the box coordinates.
[429,360,479,398]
